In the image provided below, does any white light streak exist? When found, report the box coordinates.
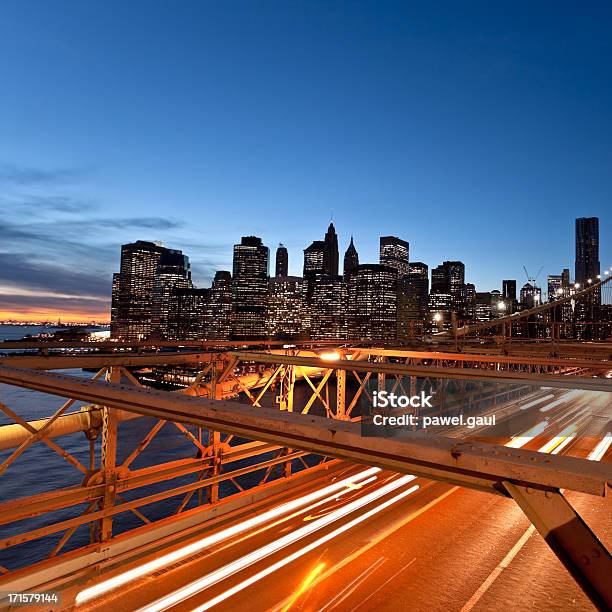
[139,475,418,612]
[588,434,612,462]
[519,394,555,410]
[75,467,381,604]
[190,484,421,612]
[505,420,549,448]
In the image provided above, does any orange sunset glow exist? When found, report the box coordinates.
[0,310,110,324]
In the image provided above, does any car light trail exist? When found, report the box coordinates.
[588,433,612,461]
[188,484,421,612]
[75,467,381,604]
[537,424,577,455]
[520,394,555,410]
[505,421,548,448]
[138,475,418,612]
[539,390,582,412]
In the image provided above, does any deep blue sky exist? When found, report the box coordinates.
[0,1,610,320]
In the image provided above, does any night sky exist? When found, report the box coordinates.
[1,1,610,321]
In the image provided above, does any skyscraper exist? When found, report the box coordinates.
[575,217,601,334]
[520,283,541,308]
[431,264,447,294]
[431,260,465,313]
[310,276,347,340]
[475,292,493,322]
[275,244,288,277]
[397,262,429,338]
[575,217,600,284]
[232,236,269,338]
[343,236,359,277]
[206,271,233,339]
[168,287,209,340]
[547,274,563,301]
[347,264,397,341]
[379,236,409,278]
[111,240,167,340]
[502,280,517,303]
[428,292,453,332]
[268,276,308,339]
[431,261,465,294]
[323,222,339,276]
[151,249,192,339]
[303,241,325,277]
[561,268,570,288]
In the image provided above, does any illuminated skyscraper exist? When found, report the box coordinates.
[232,236,269,338]
[428,292,453,332]
[151,249,192,339]
[475,292,493,322]
[520,283,541,308]
[303,241,325,277]
[379,236,409,278]
[112,240,168,340]
[206,271,233,339]
[268,276,308,339]
[431,260,465,313]
[310,276,347,340]
[275,244,288,277]
[547,275,563,301]
[347,264,397,341]
[431,261,464,294]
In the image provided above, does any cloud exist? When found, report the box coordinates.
[14,195,97,215]
[0,164,83,186]
[0,253,111,299]
[78,217,184,231]
[0,164,222,320]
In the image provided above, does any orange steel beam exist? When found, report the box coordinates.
[356,348,610,368]
[0,366,608,496]
[233,352,612,392]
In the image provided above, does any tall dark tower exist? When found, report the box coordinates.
[343,236,359,276]
[323,222,339,276]
[232,236,269,338]
[575,217,600,284]
[275,244,288,277]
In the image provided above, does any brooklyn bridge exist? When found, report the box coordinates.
[0,277,610,611]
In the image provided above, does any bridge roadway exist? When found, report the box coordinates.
[68,388,611,612]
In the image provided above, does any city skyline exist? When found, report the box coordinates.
[107,217,608,343]
[1,214,610,324]
[1,2,612,321]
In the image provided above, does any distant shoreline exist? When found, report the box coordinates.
[0,322,110,327]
